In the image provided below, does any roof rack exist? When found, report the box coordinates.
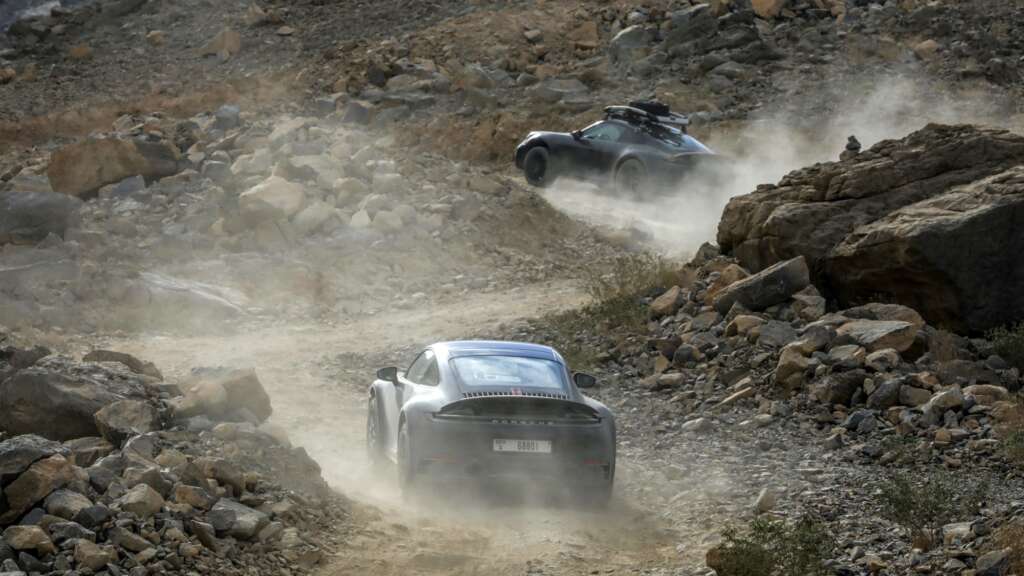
[604,105,690,132]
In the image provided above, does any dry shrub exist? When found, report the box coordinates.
[710,515,835,576]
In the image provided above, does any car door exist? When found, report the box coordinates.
[391,349,441,450]
[569,121,630,180]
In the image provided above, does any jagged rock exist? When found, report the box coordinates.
[865,349,901,372]
[752,0,786,18]
[1,455,72,524]
[757,321,798,348]
[0,435,69,482]
[0,356,148,441]
[82,350,162,380]
[239,176,307,224]
[835,320,917,353]
[48,521,95,543]
[173,484,216,510]
[208,499,269,540]
[116,484,163,519]
[650,286,685,317]
[0,191,82,245]
[43,490,92,520]
[928,386,964,412]
[170,368,272,423]
[108,526,153,552]
[608,25,651,65]
[73,539,117,571]
[72,505,112,529]
[122,466,173,497]
[718,125,1024,332]
[899,385,932,407]
[94,400,159,445]
[867,378,902,410]
[776,345,809,384]
[816,370,867,406]
[2,526,55,555]
[712,256,810,314]
[62,437,115,468]
[46,137,180,197]
[964,384,1010,406]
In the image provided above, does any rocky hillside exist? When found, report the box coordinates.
[0,334,348,576]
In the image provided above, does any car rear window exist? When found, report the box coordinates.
[450,356,567,390]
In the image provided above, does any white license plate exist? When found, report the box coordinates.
[493,439,552,453]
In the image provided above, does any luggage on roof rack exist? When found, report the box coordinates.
[604,103,690,132]
[629,100,670,117]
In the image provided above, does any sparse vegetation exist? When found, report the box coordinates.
[989,322,1024,372]
[990,519,1024,575]
[876,470,989,550]
[997,397,1024,468]
[711,515,835,576]
[542,253,682,371]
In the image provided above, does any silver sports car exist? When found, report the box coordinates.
[366,341,616,505]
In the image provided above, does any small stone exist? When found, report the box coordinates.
[108,527,153,553]
[2,526,55,555]
[681,418,712,433]
[754,488,776,514]
[116,485,164,519]
[975,549,1010,576]
[74,539,117,571]
[43,490,92,520]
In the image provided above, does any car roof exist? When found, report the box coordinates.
[435,340,561,361]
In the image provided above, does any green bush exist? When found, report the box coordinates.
[876,470,988,550]
[713,515,835,576]
[989,322,1024,372]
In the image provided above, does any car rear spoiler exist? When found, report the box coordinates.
[435,395,601,422]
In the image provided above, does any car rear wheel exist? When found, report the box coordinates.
[614,158,649,197]
[366,394,386,471]
[397,420,416,498]
[523,146,555,188]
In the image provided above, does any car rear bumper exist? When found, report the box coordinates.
[411,416,615,486]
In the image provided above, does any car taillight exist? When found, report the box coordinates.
[434,404,477,419]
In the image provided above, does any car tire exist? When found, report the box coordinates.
[397,420,416,499]
[523,146,555,188]
[614,158,649,197]
[366,394,387,471]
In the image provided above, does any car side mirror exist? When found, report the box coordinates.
[571,130,583,140]
[377,367,400,385]
[573,372,597,389]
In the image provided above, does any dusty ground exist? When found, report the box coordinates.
[73,281,694,575]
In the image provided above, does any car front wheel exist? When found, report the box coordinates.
[615,158,649,197]
[523,146,555,188]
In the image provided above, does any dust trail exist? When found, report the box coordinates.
[541,75,1023,257]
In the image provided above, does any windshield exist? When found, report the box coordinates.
[450,356,568,390]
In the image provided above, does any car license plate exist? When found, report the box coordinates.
[493,439,552,453]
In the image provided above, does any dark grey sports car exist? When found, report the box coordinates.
[366,341,616,505]
[514,101,718,196]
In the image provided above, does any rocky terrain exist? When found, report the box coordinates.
[1,0,1024,576]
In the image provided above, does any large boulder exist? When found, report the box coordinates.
[717,125,1024,332]
[94,400,160,446]
[0,356,149,441]
[1,454,73,523]
[0,191,82,245]
[47,137,181,197]
[712,256,810,314]
[0,434,69,482]
[170,368,272,423]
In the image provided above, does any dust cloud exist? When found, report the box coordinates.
[540,75,1022,257]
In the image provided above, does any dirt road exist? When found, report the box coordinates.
[96,280,688,576]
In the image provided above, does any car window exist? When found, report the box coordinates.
[421,360,440,387]
[582,122,625,142]
[450,356,567,390]
[406,350,432,383]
